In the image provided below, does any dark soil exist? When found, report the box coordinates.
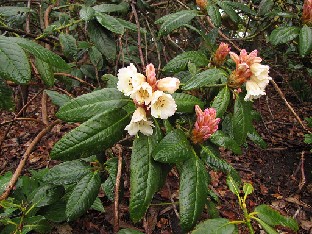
[0,82,311,234]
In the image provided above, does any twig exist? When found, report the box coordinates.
[165,182,179,219]
[114,144,123,233]
[298,151,306,191]
[15,89,43,118]
[54,73,96,89]
[41,92,49,125]
[0,120,61,201]
[131,1,145,68]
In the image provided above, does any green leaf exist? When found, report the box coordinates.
[45,90,71,107]
[88,20,116,61]
[79,6,95,21]
[0,171,12,194]
[207,5,221,27]
[226,175,240,197]
[96,13,125,35]
[172,93,204,113]
[10,37,70,70]
[0,6,32,17]
[211,86,230,118]
[118,229,144,234]
[247,127,267,149]
[163,51,208,74]
[56,88,130,122]
[156,10,199,37]
[152,129,192,164]
[255,205,299,231]
[218,1,239,23]
[116,18,147,34]
[42,160,91,185]
[179,153,209,231]
[129,133,162,222]
[93,2,129,13]
[304,133,312,144]
[102,157,118,201]
[232,95,252,145]
[269,26,300,45]
[23,216,51,233]
[255,218,278,234]
[243,183,254,197]
[66,172,101,221]
[89,46,103,69]
[0,36,31,84]
[258,0,274,16]
[91,197,105,212]
[51,109,130,160]
[35,58,54,87]
[192,218,235,234]
[59,33,78,60]
[0,79,14,111]
[183,69,227,90]
[299,25,312,57]
[210,131,242,154]
[223,1,255,15]
[42,201,67,222]
[30,184,65,207]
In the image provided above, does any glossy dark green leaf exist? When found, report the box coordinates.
[116,18,147,33]
[0,79,14,111]
[152,129,192,164]
[0,171,12,194]
[35,58,54,87]
[255,205,299,231]
[89,46,103,69]
[23,216,51,233]
[10,37,70,70]
[59,33,78,60]
[91,197,105,212]
[96,13,125,35]
[44,90,71,107]
[207,4,221,27]
[258,0,274,16]
[51,109,130,160]
[88,21,116,61]
[93,2,129,13]
[163,51,208,74]
[211,86,230,118]
[30,184,65,207]
[66,172,101,221]
[42,201,67,222]
[269,26,300,45]
[210,131,242,154]
[183,69,227,90]
[129,133,162,222]
[0,36,30,84]
[247,127,267,149]
[0,6,32,17]
[218,1,239,23]
[102,157,118,201]
[156,10,199,37]
[299,25,312,57]
[56,88,130,122]
[43,160,91,185]
[79,6,95,21]
[223,1,255,15]
[179,153,209,231]
[172,93,204,113]
[192,218,235,234]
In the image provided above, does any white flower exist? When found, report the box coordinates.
[131,82,153,105]
[156,77,180,94]
[125,107,154,136]
[117,63,145,96]
[150,91,177,119]
[244,63,272,101]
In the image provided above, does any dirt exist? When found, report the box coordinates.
[0,82,311,234]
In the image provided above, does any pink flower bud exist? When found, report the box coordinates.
[156,77,180,94]
[303,0,312,25]
[213,42,230,66]
[146,63,157,87]
[191,105,220,144]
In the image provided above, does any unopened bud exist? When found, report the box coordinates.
[303,0,312,25]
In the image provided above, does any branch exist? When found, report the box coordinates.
[0,120,61,201]
[114,144,123,233]
[54,73,96,89]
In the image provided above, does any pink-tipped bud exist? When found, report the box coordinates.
[303,0,312,25]
[146,63,157,87]
[156,77,180,94]
[213,42,230,66]
[191,105,220,144]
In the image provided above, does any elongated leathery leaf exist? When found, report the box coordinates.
[56,88,130,122]
[156,10,199,37]
[35,58,54,87]
[172,93,204,113]
[93,2,129,13]
[0,36,31,84]
[269,26,300,45]
[43,160,91,185]
[0,79,14,111]
[10,37,70,70]
[152,129,191,164]
[30,184,65,207]
[207,4,221,27]
[45,90,71,107]
[192,218,235,234]
[51,109,130,160]
[179,152,209,231]
[183,69,227,90]
[59,33,78,60]
[163,51,208,74]
[218,1,239,23]
[211,86,230,118]
[96,13,125,35]
[210,131,242,154]
[299,25,312,57]
[255,205,299,231]
[130,132,162,222]
[66,172,101,221]
[232,94,253,145]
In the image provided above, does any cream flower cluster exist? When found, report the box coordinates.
[117,63,180,136]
